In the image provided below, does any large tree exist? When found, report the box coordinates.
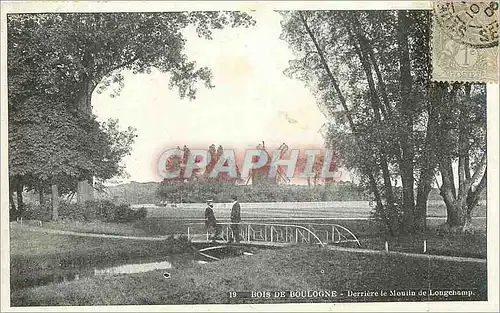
[432,83,487,228]
[280,10,486,233]
[8,94,137,220]
[8,11,255,203]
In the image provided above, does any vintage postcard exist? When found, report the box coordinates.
[1,1,498,312]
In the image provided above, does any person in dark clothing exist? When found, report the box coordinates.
[204,199,221,241]
[229,195,241,243]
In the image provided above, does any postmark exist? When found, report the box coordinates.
[434,1,498,48]
[432,1,499,82]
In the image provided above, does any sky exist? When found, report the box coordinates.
[93,10,330,183]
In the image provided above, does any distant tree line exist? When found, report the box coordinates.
[156,180,369,203]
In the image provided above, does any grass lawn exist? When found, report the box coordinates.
[360,232,487,259]
[16,219,150,237]
[11,245,487,306]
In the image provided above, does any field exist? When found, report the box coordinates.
[134,200,487,220]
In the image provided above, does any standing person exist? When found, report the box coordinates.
[204,199,221,241]
[229,195,241,243]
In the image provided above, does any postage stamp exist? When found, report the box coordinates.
[432,1,499,82]
[1,1,498,312]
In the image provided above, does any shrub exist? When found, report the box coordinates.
[59,203,86,221]
[54,200,147,223]
[133,207,148,220]
[21,203,52,221]
[370,197,404,237]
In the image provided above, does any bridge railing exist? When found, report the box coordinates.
[186,222,326,247]
[304,223,360,246]
[185,222,361,247]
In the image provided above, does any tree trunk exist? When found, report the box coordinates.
[351,11,417,233]
[345,19,399,233]
[299,11,386,220]
[439,158,457,224]
[51,184,60,221]
[77,78,97,204]
[414,83,443,231]
[77,179,93,204]
[16,182,24,217]
[458,84,471,198]
[467,170,486,217]
[9,188,17,221]
[446,201,470,227]
[397,10,416,233]
[39,187,44,207]
[366,168,384,210]
[378,157,399,235]
[436,85,458,226]
[440,151,486,228]
[415,180,431,231]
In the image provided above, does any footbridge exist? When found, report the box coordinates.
[185,222,360,247]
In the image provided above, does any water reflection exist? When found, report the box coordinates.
[13,260,173,290]
[94,261,172,276]
[14,245,259,291]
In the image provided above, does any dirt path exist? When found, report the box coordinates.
[21,225,170,241]
[326,245,487,264]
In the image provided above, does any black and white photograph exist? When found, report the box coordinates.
[1,1,498,311]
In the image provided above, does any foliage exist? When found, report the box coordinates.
[60,200,147,223]
[369,194,404,236]
[7,11,255,205]
[96,180,371,206]
[8,96,137,195]
[21,203,52,221]
[279,10,487,233]
[22,200,147,223]
[95,181,159,205]
[7,12,256,105]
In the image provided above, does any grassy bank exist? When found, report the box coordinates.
[360,232,487,259]
[12,245,487,306]
[15,220,150,237]
[10,223,195,291]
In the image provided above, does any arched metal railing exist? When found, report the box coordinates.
[186,222,330,247]
[186,221,361,247]
[302,223,361,246]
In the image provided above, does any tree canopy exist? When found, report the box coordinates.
[280,10,487,233]
[8,12,256,110]
[8,11,256,216]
